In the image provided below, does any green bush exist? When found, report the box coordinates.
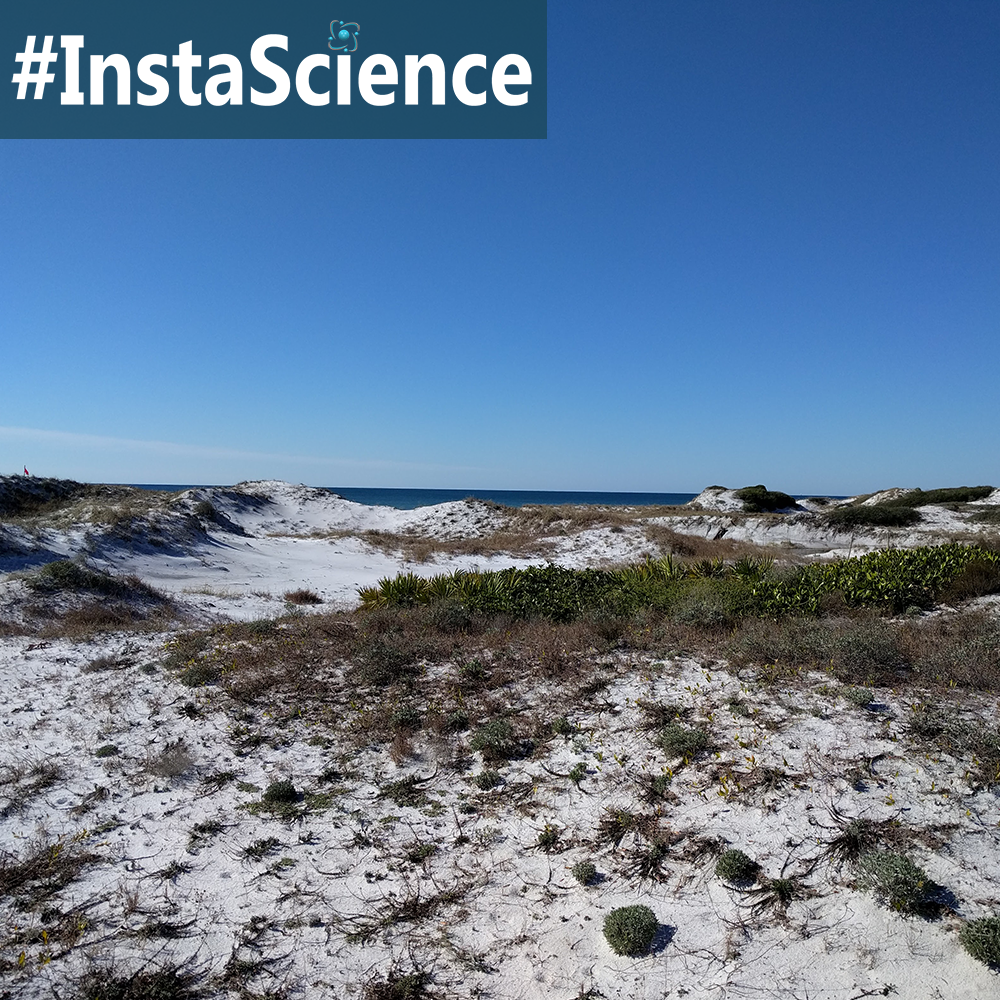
[895,486,993,507]
[470,719,520,761]
[735,485,797,513]
[571,860,597,885]
[658,723,709,759]
[824,505,922,529]
[959,916,1000,965]
[843,687,875,707]
[262,779,298,805]
[359,544,1000,619]
[537,824,560,850]
[715,848,758,884]
[473,769,503,790]
[603,904,658,956]
[855,850,930,913]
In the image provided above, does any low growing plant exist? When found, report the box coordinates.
[571,860,597,885]
[715,848,758,884]
[855,849,930,914]
[603,904,658,956]
[959,915,1000,966]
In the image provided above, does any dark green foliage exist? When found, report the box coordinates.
[389,705,422,732]
[658,723,709,759]
[537,824,561,850]
[473,769,503,790]
[380,775,428,807]
[406,843,437,864]
[734,485,797,513]
[894,486,993,507]
[855,850,930,913]
[824,505,922,529]
[959,916,1000,966]
[179,660,221,687]
[262,779,298,805]
[715,848,758,884]
[95,744,120,758]
[551,716,575,736]
[360,544,999,619]
[822,818,902,865]
[603,904,658,956]
[572,860,597,885]
[470,719,520,761]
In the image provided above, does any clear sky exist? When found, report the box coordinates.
[2,1,999,495]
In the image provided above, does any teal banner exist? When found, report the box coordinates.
[4,1,546,138]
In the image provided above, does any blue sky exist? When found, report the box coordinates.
[2,1,999,494]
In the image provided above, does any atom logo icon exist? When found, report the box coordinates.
[328,20,360,53]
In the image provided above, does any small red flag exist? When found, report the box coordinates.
[23,467,29,477]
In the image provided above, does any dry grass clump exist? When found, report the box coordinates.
[0,758,65,818]
[362,968,431,1000]
[0,837,102,909]
[72,964,202,1000]
[283,588,323,605]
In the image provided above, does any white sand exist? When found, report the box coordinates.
[2,481,999,998]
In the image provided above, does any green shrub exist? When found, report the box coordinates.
[536,824,560,851]
[262,779,298,805]
[360,543,1000,618]
[658,723,709,759]
[571,860,597,885]
[551,716,575,736]
[895,486,993,507]
[715,848,758,884]
[855,850,930,913]
[824,505,921,529]
[179,660,221,687]
[95,744,120,758]
[959,916,1000,965]
[735,485,797,513]
[843,687,875,707]
[603,904,658,956]
[470,719,520,761]
[473,769,503,790]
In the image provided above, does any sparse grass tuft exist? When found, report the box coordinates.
[362,969,430,1000]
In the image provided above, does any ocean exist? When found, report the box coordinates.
[132,485,698,510]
